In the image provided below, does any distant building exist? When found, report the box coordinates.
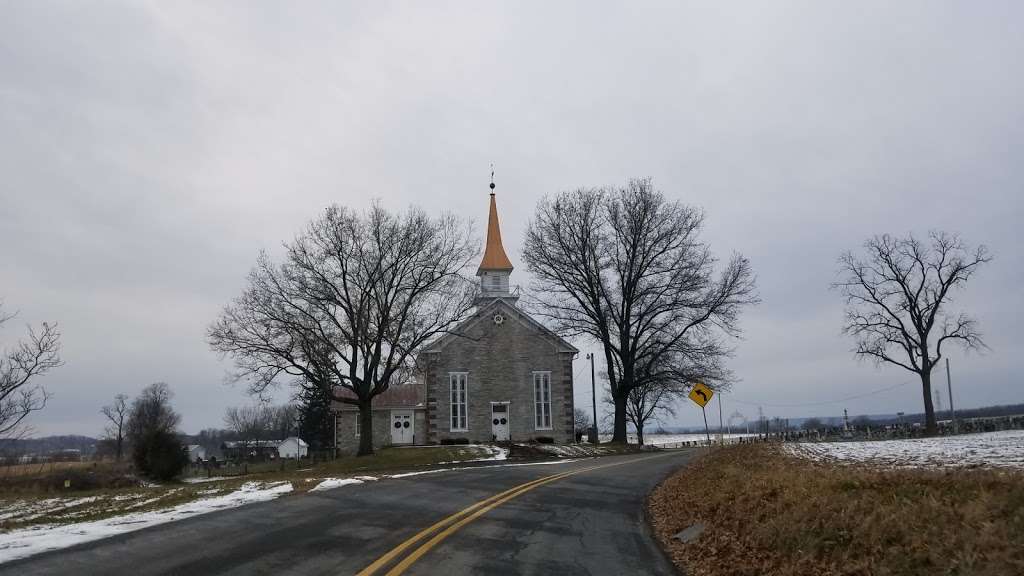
[51,449,83,462]
[185,444,206,462]
[221,440,282,461]
[278,437,308,459]
[333,184,577,455]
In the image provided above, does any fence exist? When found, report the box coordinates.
[649,436,771,449]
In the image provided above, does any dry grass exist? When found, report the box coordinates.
[0,461,97,478]
[649,443,1024,576]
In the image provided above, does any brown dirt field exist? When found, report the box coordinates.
[648,443,1024,576]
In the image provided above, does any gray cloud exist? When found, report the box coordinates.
[1,1,1020,435]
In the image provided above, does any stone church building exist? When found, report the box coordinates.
[333,187,577,455]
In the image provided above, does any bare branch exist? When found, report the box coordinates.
[0,308,63,439]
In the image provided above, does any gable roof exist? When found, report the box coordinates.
[332,383,425,411]
[421,298,578,355]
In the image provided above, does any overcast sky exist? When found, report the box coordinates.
[2,1,1021,437]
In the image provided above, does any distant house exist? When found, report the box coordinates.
[278,437,308,459]
[186,444,206,462]
[51,449,83,462]
[221,440,282,461]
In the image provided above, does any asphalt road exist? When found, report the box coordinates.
[0,450,694,576]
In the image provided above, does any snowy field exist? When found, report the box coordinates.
[786,430,1024,469]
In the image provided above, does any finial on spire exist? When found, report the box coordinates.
[489,164,496,193]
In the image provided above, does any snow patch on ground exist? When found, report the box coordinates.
[785,430,1024,469]
[438,444,508,464]
[529,444,611,457]
[309,478,366,492]
[0,481,293,564]
[0,497,103,523]
[385,468,455,479]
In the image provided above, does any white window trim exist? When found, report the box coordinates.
[533,371,553,431]
[450,372,469,432]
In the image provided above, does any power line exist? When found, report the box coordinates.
[728,380,912,409]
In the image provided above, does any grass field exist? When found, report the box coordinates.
[649,443,1024,576]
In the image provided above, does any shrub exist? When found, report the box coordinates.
[535,436,555,444]
[132,430,188,481]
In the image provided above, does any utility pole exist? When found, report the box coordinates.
[717,392,724,444]
[586,353,598,444]
[946,358,958,434]
[701,403,711,445]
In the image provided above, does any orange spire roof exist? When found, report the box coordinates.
[477,192,514,274]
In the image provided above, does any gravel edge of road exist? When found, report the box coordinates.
[644,449,706,576]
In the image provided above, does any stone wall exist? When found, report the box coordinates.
[422,300,575,444]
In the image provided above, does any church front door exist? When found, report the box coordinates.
[491,403,510,441]
[390,410,414,445]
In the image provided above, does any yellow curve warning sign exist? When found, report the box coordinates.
[688,382,714,408]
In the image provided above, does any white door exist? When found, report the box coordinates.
[491,403,510,441]
[391,411,414,445]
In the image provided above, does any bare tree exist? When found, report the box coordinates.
[267,404,299,440]
[573,408,591,438]
[604,350,728,445]
[209,203,478,455]
[0,303,62,440]
[835,232,991,435]
[100,393,129,461]
[125,383,181,445]
[523,179,757,443]
[223,404,270,458]
[125,382,185,478]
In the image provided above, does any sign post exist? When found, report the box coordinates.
[688,382,714,445]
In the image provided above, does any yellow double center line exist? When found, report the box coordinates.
[357,452,674,576]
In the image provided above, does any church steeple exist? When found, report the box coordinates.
[477,192,514,275]
[477,172,515,299]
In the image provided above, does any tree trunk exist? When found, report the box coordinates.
[636,424,644,446]
[116,436,123,462]
[357,402,375,456]
[611,393,629,443]
[921,370,937,436]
